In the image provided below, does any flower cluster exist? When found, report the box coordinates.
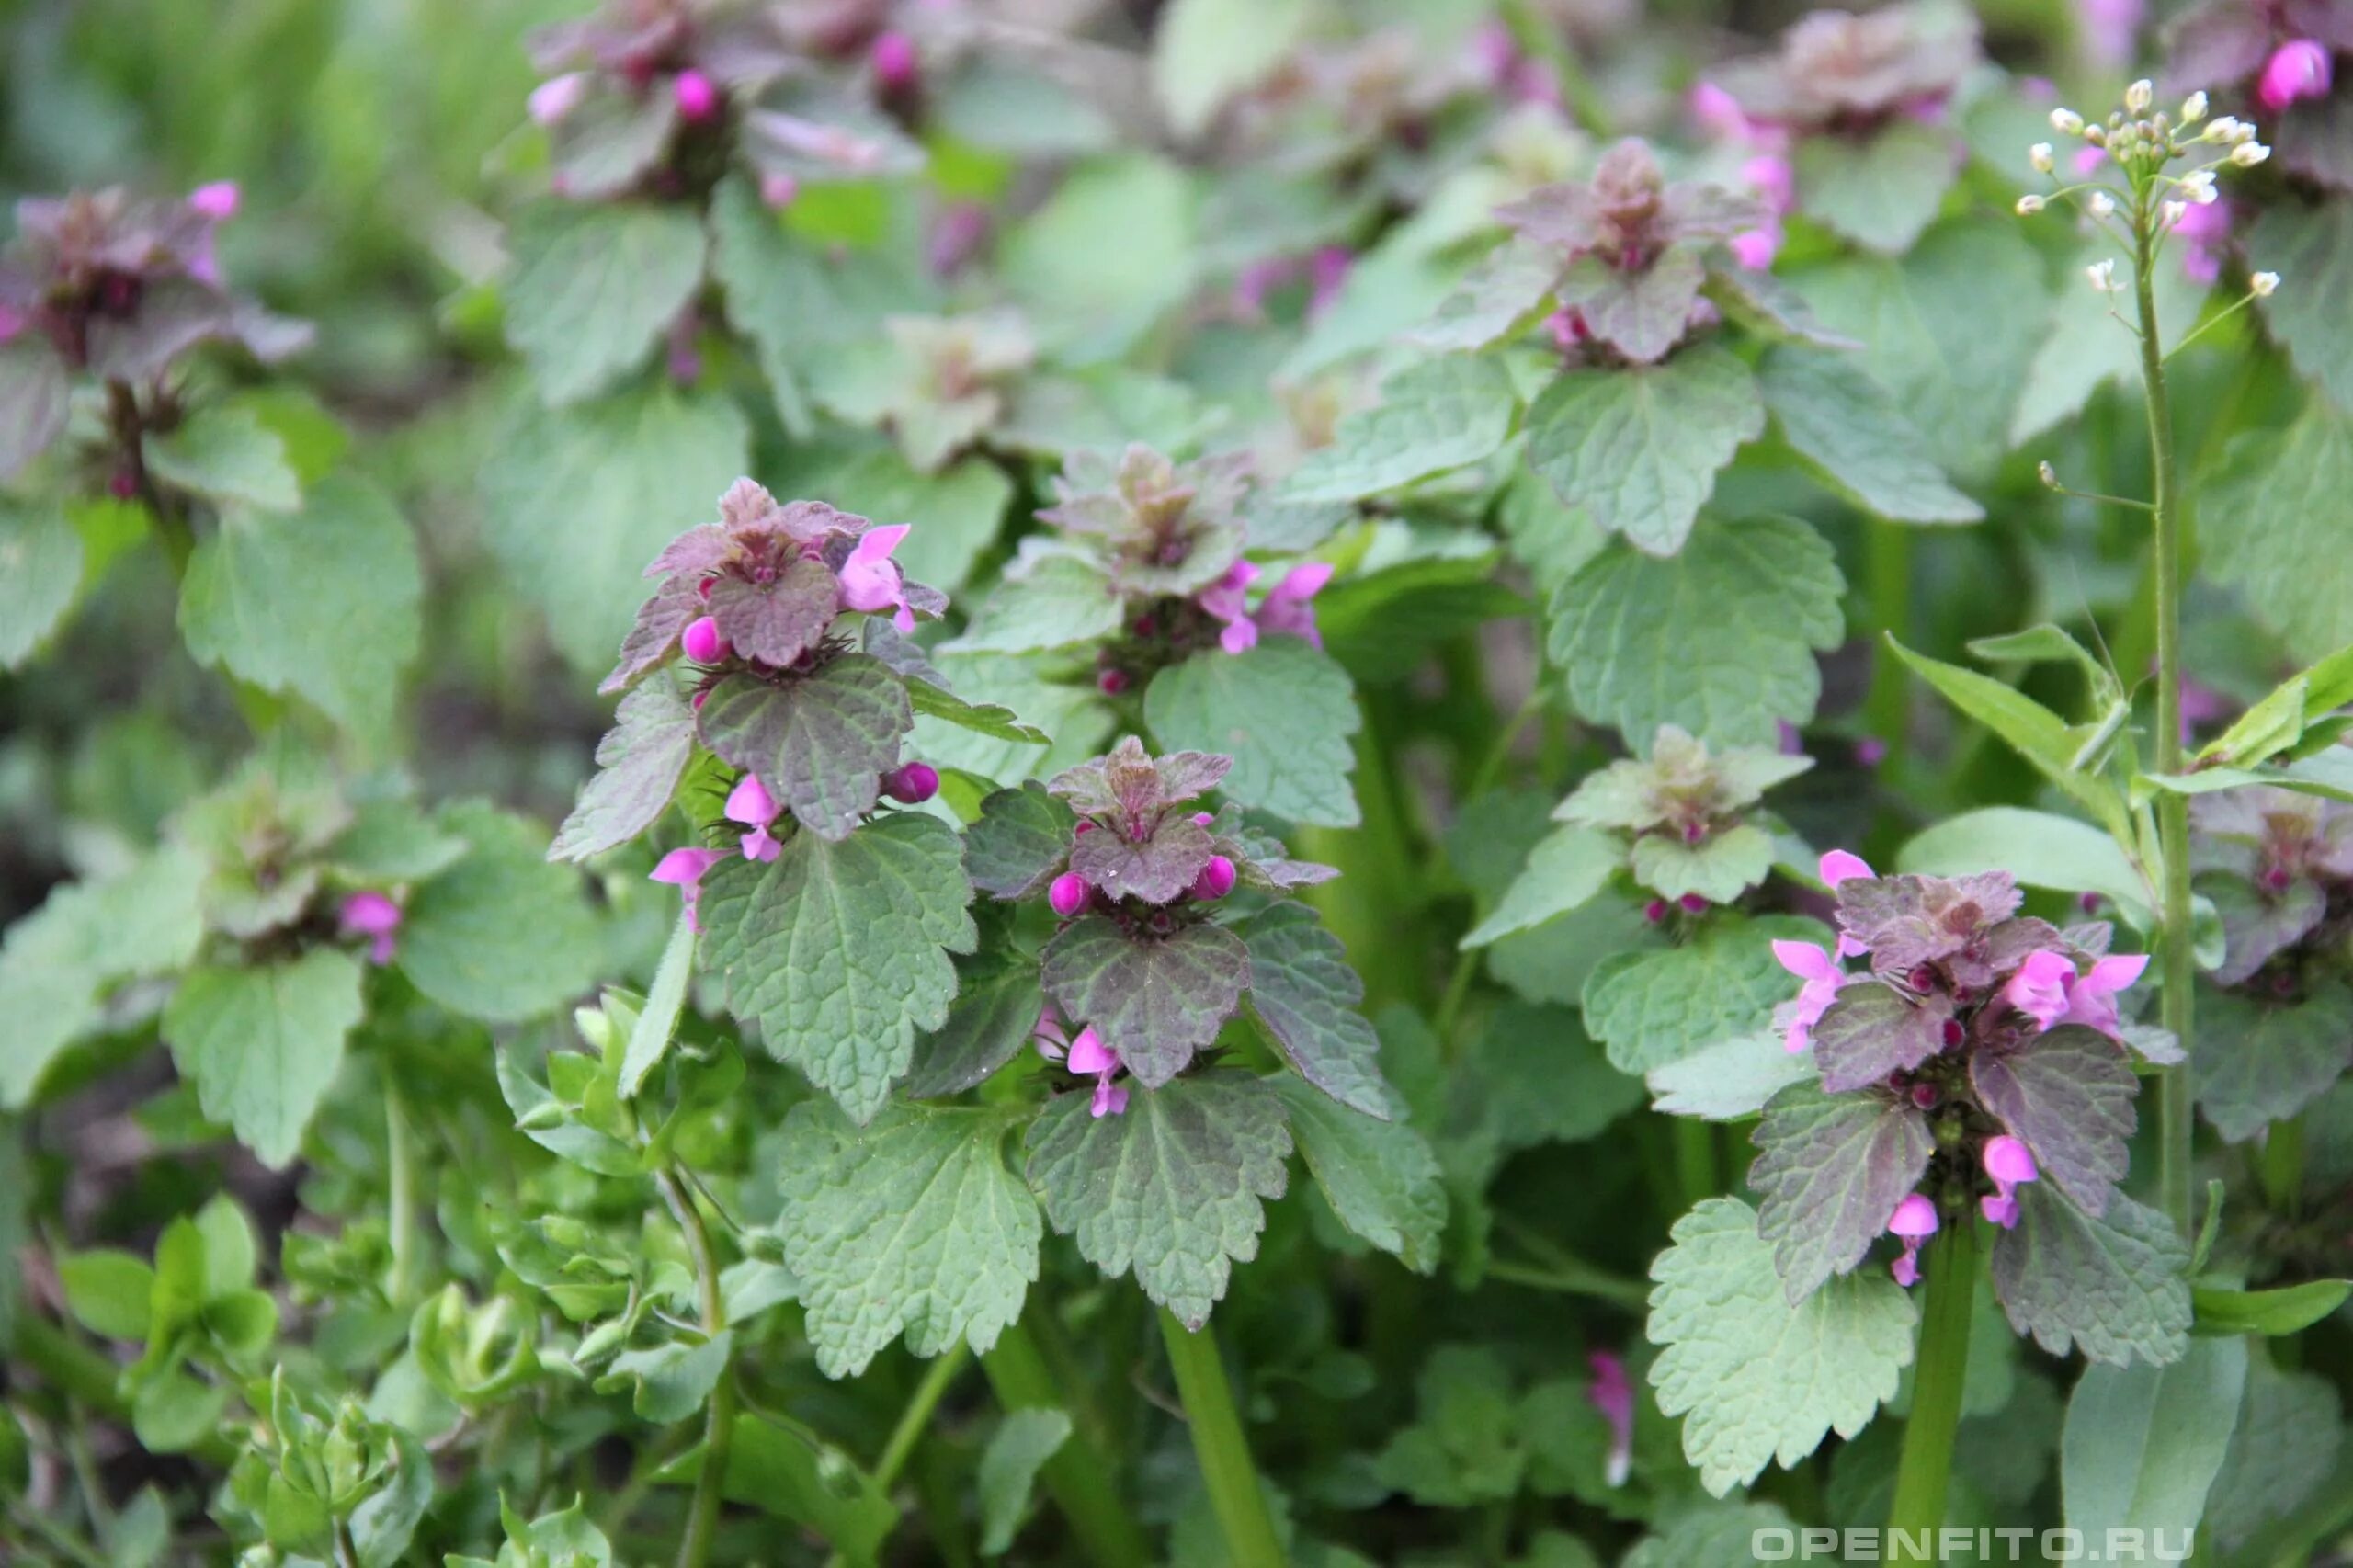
[2190,785,2353,988]
[0,184,309,479]
[1773,853,2154,1284]
[1700,3,1977,137]
[1555,723,1811,913]
[524,0,924,205]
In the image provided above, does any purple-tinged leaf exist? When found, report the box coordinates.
[2204,876,2325,986]
[1239,902,1390,1119]
[1970,1024,2136,1216]
[551,675,697,862]
[1554,248,1707,365]
[1751,1077,1933,1303]
[1835,870,2022,978]
[903,946,1045,1099]
[1991,1186,2190,1368]
[0,341,68,481]
[964,782,1076,901]
[1040,915,1249,1087]
[708,557,840,667]
[1068,812,1214,904]
[698,654,912,841]
[601,574,705,695]
[1811,982,1950,1095]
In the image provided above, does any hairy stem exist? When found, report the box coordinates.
[1886,1219,1977,1536]
[1158,1309,1287,1568]
[2133,205,2198,1235]
[979,1315,1151,1568]
[657,1168,733,1568]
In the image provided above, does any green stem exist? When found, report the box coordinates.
[1482,1258,1650,1310]
[1887,1219,1977,1537]
[1863,520,1915,763]
[2134,202,2198,1235]
[10,1312,242,1469]
[1672,1118,1720,1210]
[2261,1113,2307,1221]
[980,1317,1151,1568]
[824,1344,972,1568]
[333,1519,363,1568]
[1157,1310,1287,1568]
[658,1169,733,1568]
[383,1062,421,1306]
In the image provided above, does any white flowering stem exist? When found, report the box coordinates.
[1886,1218,1978,1536]
[1160,1308,1289,1568]
[2131,202,2199,1235]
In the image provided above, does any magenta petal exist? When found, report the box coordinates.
[651,846,727,887]
[1066,1028,1116,1076]
[725,772,779,828]
[1771,939,1836,983]
[1818,849,1873,886]
[1887,1194,1939,1238]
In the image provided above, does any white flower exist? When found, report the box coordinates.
[2038,460,2060,488]
[2016,193,2047,214]
[2125,78,2154,113]
[2232,141,2271,166]
[2085,258,2120,292]
[2052,108,2086,134]
[2029,142,2055,173]
[2181,91,2209,123]
[2088,190,2117,217]
[2251,271,2280,297]
[2202,116,2246,142]
[2162,199,2188,226]
[2179,169,2218,204]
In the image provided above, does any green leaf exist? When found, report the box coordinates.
[1793,218,2045,479]
[0,499,85,670]
[1461,824,1620,948]
[977,1408,1073,1556]
[551,675,698,862]
[178,476,421,741]
[2061,1335,2245,1545]
[59,1250,157,1341]
[772,1100,1040,1376]
[707,176,824,432]
[1622,1501,1797,1568]
[1024,1071,1290,1327]
[601,1333,733,1422]
[1898,807,2153,929]
[1701,267,1860,351]
[1522,344,1764,556]
[1268,1075,1444,1273]
[1756,348,1981,524]
[477,384,750,674]
[1888,638,2134,846]
[1971,1025,2137,1216]
[697,656,913,842]
[1280,355,1520,503]
[1550,514,1844,749]
[327,801,467,882]
[350,1430,432,1568]
[1461,1002,1645,1152]
[1554,247,1709,365]
[399,802,602,1022]
[660,1415,896,1563]
[1751,1077,1935,1302]
[2251,199,2353,412]
[948,554,1126,654]
[2205,1358,2344,1552]
[2199,394,2353,662]
[619,911,697,1099]
[1992,1186,2192,1367]
[1646,1196,1916,1496]
[0,846,207,1108]
[1040,914,1249,1088]
[904,948,1045,1098]
[2190,1278,2351,1336]
[0,339,69,479]
[144,404,300,511]
[1648,1031,1813,1122]
[1371,1345,1527,1505]
[1002,154,1196,361]
[1239,901,1388,1117]
[503,201,708,404]
[1581,914,1829,1074]
[699,812,975,1122]
[1150,0,1310,136]
[1143,640,1361,826]
[1629,824,1776,906]
[964,781,1077,900]
[162,949,366,1169]
[1792,121,1959,255]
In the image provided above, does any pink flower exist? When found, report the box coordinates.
[1690,81,1755,142]
[1189,855,1237,902]
[1819,849,1872,886]
[1198,561,1261,654]
[2072,144,2109,176]
[1730,222,1781,271]
[760,173,800,210]
[1773,940,1843,1053]
[1048,871,1090,918]
[1256,562,1333,648]
[339,891,403,965]
[1545,307,1589,350]
[1743,154,1794,215]
[529,73,588,127]
[725,773,784,862]
[1586,1352,1635,1488]
[2056,953,2147,1038]
[871,30,920,93]
[1308,247,1352,317]
[1887,1194,1939,1287]
[1980,1133,2039,1230]
[651,846,728,932]
[838,524,915,632]
[682,615,730,665]
[2259,40,2333,112]
[1065,1025,1128,1117]
[2004,949,2076,1031]
[1855,736,1888,768]
[674,70,720,121]
[188,181,240,222]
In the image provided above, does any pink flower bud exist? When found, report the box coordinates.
[109,470,139,499]
[2259,39,2333,111]
[1818,849,1873,887]
[882,762,939,804]
[1189,855,1237,902]
[761,173,801,210]
[674,70,720,122]
[1730,226,1781,271]
[1888,1193,1939,1238]
[188,181,240,222]
[1192,812,1214,826]
[1678,892,1709,914]
[1644,898,1668,923]
[529,73,589,127]
[682,615,729,665]
[1097,668,1131,697]
[871,30,919,93]
[1049,872,1090,918]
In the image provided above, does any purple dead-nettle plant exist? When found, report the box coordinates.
[0,184,310,485]
[1554,723,1813,915]
[2165,0,2346,191]
[847,310,1039,473]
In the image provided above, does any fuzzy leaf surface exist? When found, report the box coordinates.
[1991,1186,2191,1367]
[1523,344,1763,556]
[1039,915,1248,1087]
[1143,639,1360,826]
[551,675,698,861]
[1751,1078,1934,1303]
[162,949,365,1169]
[698,656,913,842]
[1240,901,1389,1117]
[1970,1024,2137,1215]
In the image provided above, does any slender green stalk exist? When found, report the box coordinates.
[657,1169,733,1568]
[1862,520,1915,764]
[824,1344,972,1568]
[1887,1219,1977,1537]
[2262,1113,2307,1221]
[11,1312,243,1469]
[1672,1118,1720,1210]
[980,1317,1151,1568]
[333,1519,363,1568]
[1482,1258,1650,1310]
[1157,1310,1287,1568]
[383,1061,421,1306]
[2131,199,2198,1235]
